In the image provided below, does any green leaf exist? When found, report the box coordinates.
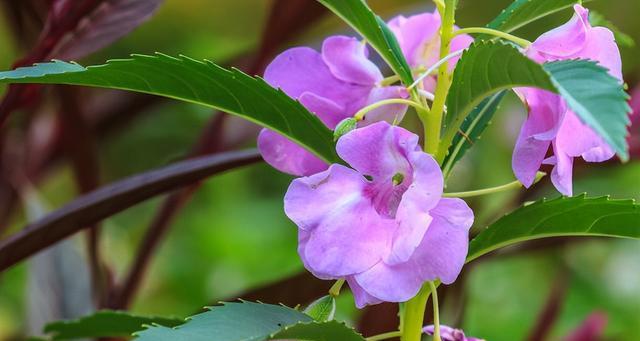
[316,0,414,85]
[467,196,640,263]
[134,301,313,341]
[589,10,635,48]
[303,295,336,322]
[442,91,506,177]
[44,310,183,340]
[270,320,365,341]
[487,0,580,33]
[0,55,340,164]
[444,41,630,163]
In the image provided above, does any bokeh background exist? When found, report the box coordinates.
[0,1,639,340]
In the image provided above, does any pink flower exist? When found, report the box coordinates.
[513,5,623,196]
[258,35,408,177]
[424,325,484,341]
[284,122,474,307]
[389,10,473,91]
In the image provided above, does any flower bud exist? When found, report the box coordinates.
[333,118,358,141]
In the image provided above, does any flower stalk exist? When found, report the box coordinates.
[453,27,531,48]
[400,284,432,341]
[443,172,547,198]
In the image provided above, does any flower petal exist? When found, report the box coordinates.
[412,198,473,284]
[360,86,409,125]
[285,165,391,277]
[336,121,419,180]
[347,277,383,309]
[258,129,328,177]
[264,46,369,111]
[530,5,590,59]
[546,145,574,196]
[322,35,383,86]
[555,111,615,162]
[299,92,349,128]
[353,260,423,303]
[386,151,443,265]
[388,12,442,68]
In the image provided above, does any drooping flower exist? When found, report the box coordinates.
[513,5,623,196]
[424,325,484,341]
[284,122,474,308]
[388,10,474,91]
[258,35,408,177]
[565,312,608,341]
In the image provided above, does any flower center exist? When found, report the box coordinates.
[366,172,410,219]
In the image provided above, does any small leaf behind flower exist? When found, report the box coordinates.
[303,295,336,322]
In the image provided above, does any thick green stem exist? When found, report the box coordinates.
[425,0,457,157]
[400,284,432,341]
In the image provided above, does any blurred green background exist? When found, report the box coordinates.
[0,0,639,340]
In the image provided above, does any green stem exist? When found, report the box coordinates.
[454,27,532,48]
[329,279,345,297]
[425,0,457,157]
[429,282,442,341]
[443,172,546,198]
[400,284,432,341]
[354,99,423,121]
[366,331,402,341]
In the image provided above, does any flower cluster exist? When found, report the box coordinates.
[513,5,623,196]
[259,5,623,309]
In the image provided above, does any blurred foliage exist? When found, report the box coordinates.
[0,0,639,340]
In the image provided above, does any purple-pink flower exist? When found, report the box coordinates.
[284,122,473,308]
[424,325,484,341]
[258,35,408,177]
[389,10,473,91]
[513,5,623,196]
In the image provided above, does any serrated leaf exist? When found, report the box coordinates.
[443,42,630,164]
[303,295,336,322]
[0,55,340,164]
[134,301,312,341]
[43,310,183,340]
[316,0,414,85]
[467,196,640,263]
[270,320,365,341]
[487,0,581,33]
[442,91,506,177]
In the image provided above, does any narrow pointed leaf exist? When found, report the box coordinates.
[316,0,414,85]
[467,196,640,263]
[0,55,340,164]
[134,301,312,341]
[444,42,630,163]
[487,0,581,33]
[44,311,183,340]
[270,320,365,341]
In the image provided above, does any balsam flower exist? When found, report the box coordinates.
[284,122,474,308]
[258,35,408,177]
[389,10,473,91]
[424,325,484,341]
[513,5,623,196]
